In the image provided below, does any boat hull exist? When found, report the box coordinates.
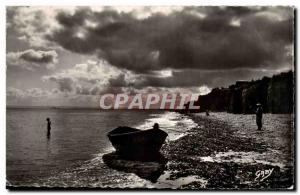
[107,127,168,160]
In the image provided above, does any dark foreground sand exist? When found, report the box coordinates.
[161,112,294,190]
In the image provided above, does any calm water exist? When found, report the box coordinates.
[6,108,197,187]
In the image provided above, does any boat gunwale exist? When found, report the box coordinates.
[108,128,166,137]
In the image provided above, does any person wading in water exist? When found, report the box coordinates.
[46,118,51,137]
[256,103,263,130]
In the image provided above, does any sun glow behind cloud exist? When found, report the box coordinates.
[6,6,294,107]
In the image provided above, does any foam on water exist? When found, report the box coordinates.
[198,151,286,169]
[134,111,198,141]
[150,171,208,189]
[96,111,197,158]
[39,111,199,188]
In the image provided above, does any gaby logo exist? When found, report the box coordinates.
[99,94,200,110]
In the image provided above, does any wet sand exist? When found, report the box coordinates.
[161,112,294,190]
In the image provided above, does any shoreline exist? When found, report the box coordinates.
[160,112,294,189]
[6,111,294,189]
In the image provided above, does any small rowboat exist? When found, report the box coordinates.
[107,126,168,160]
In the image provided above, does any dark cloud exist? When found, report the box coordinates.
[45,76,74,92]
[19,49,57,64]
[7,49,58,70]
[108,74,130,87]
[75,85,91,95]
[47,6,293,73]
[6,6,295,107]
[44,73,128,96]
[114,68,283,89]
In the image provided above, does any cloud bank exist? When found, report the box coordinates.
[6,6,294,107]
[46,7,293,73]
[7,49,58,70]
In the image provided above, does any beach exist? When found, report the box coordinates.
[161,112,294,189]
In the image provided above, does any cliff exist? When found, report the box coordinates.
[267,71,294,113]
[186,71,294,114]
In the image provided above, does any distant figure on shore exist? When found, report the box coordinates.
[206,110,210,116]
[256,103,263,130]
[46,118,51,136]
[153,123,159,130]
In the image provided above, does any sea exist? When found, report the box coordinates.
[6,108,198,188]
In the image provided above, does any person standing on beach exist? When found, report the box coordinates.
[256,103,263,130]
[46,118,51,136]
[206,110,210,116]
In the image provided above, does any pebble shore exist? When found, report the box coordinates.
[161,112,294,190]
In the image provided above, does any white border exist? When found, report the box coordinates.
[2,0,299,6]
[0,0,298,194]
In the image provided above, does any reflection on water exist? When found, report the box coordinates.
[103,152,168,183]
[135,112,198,141]
[7,109,195,187]
[7,108,160,186]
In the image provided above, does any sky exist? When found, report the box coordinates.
[6,6,294,107]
